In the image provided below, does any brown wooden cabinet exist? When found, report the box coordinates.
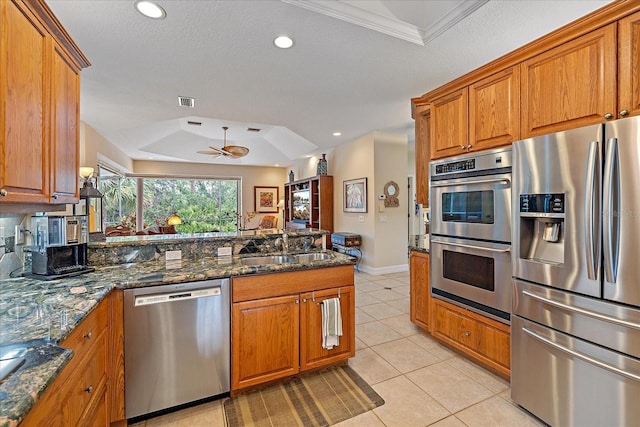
[409,251,430,332]
[520,24,617,137]
[0,0,88,208]
[284,175,333,239]
[231,266,355,392]
[432,298,510,379]
[429,67,519,161]
[469,66,520,149]
[430,88,469,160]
[413,104,430,206]
[22,297,110,426]
[300,286,355,371]
[618,11,640,118]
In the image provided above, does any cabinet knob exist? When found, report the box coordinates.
[604,112,613,120]
[463,331,471,337]
[460,145,466,150]
[0,189,6,197]
[467,144,472,149]
[83,332,92,339]
[295,299,299,304]
[620,109,629,117]
[84,385,93,394]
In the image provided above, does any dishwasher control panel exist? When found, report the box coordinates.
[134,287,221,306]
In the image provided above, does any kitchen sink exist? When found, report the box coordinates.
[0,346,27,383]
[240,255,295,265]
[293,252,334,262]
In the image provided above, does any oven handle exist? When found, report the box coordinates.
[430,177,511,188]
[431,238,510,253]
[521,327,640,382]
[521,289,640,330]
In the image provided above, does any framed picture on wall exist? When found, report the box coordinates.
[343,177,367,213]
[254,186,279,213]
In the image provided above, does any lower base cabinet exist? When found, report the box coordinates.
[432,298,510,379]
[231,266,355,391]
[22,297,110,426]
[409,251,430,332]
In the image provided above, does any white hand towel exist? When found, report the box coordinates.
[322,297,342,349]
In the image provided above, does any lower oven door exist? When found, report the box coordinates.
[512,315,640,427]
[430,236,511,323]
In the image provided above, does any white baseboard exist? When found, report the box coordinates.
[357,263,409,275]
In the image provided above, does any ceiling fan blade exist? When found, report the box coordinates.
[197,150,223,158]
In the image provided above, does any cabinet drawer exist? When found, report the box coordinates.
[434,302,478,349]
[61,299,108,365]
[61,330,108,426]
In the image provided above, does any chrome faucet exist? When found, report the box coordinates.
[275,232,289,254]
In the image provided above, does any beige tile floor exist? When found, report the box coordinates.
[131,270,544,427]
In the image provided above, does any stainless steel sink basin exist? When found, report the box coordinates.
[240,255,295,265]
[293,252,334,262]
[0,346,27,383]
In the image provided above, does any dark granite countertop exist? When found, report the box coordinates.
[0,249,353,426]
[408,234,429,254]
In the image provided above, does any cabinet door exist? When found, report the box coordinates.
[299,286,355,371]
[619,11,640,119]
[475,321,510,374]
[414,104,430,206]
[50,42,80,204]
[409,251,430,331]
[469,67,520,150]
[433,300,477,349]
[520,24,617,137]
[430,88,469,159]
[0,1,50,203]
[232,295,300,390]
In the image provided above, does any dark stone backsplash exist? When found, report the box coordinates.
[87,231,326,267]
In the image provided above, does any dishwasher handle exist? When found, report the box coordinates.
[134,287,222,307]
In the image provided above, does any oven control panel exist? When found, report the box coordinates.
[520,194,565,213]
[435,159,475,174]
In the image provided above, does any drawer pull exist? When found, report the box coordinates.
[0,189,7,197]
[83,332,93,339]
[84,385,93,394]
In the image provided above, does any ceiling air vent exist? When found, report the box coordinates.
[247,127,261,132]
[178,96,195,108]
[187,121,202,126]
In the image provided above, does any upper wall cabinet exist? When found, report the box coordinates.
[430,88,468,160]
[469,66,520,149]
[413,104,430,206]
[618,11,640,118]
[0,0,89,207]
[520,24,617,137]
[429,67,520,161]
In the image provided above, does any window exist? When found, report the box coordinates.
[98,166,241,233]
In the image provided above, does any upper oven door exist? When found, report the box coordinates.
[430,171,512,242]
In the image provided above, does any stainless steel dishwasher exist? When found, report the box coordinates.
[124,278,230,419]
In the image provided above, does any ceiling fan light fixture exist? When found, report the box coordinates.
[197,126,249,159]
[274,35,294,49]
[134,1,166,19]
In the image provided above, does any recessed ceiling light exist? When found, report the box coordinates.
[134,1,166,19]
[274,36,294,49]
[333,132,342,136]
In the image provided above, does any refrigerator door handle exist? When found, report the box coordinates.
[584,141,600,280]
[603,137,619,283]
[522,327,640,382]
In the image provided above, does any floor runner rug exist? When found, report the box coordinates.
[223,365,384,426]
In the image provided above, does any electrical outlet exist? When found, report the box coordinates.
[217,247,232,256]
[15,225,24,245]
[165,250,181,260]
[359,216,364,222]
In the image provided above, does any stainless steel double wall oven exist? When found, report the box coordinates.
[429,147,512,323]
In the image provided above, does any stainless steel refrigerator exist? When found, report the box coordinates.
[511,116,640,427]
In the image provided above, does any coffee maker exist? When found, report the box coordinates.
[30,215,94,278]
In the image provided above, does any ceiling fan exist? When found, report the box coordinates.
[198,126,249,158]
